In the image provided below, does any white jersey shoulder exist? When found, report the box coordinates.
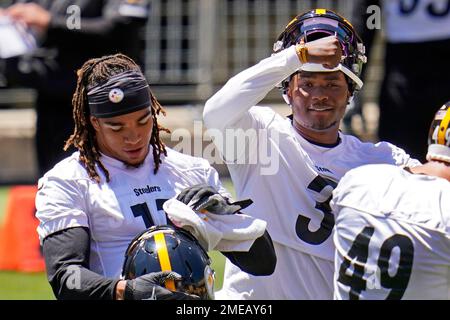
[332,164,450,300]
[39,152,91,182]
[164,147,211,170]
[339,137,421,168]
[332,163,448,228]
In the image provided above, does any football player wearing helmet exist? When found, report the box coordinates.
[35,54,275,300]
[332,102,450,299]
[203,8,420,299]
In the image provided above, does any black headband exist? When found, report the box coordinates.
[87,70,152,118]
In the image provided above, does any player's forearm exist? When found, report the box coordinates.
[42,227,119,300]
[222,230,276,276]
[50,264,120,300]
[203,45,301,131]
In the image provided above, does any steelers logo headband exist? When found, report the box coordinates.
[87,70,151,118]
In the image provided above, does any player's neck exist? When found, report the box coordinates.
[292,122,340,147]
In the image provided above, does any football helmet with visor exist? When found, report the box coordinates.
[273,8,367,96]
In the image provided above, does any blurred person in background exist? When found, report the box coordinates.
[354,0,450,162]
[0,0,149,177]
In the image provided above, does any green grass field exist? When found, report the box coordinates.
[0,180,234,300]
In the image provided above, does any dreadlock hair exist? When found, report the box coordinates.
[64,53,170,183]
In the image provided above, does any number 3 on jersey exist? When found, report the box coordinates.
[337,226,414,300]
[296,175,337,244]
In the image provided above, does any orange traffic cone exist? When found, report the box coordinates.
[0,185,45,272]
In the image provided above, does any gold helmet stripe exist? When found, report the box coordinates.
[154,232,176,291]
[286,16,298,29]
[438,107,450,145]
[315,8,327,14]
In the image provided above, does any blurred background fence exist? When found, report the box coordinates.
[144,0,381,103]
[0,0,384,184]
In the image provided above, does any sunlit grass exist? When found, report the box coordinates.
[0,271,54,300]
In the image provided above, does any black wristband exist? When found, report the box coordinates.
[124,281,134,300]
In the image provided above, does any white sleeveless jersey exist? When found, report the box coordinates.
[384,0,450,42]
[332,164,450,300]
[204,45,420,300]
[36,147,229,279]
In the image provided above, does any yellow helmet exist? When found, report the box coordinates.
[427,101,450,163]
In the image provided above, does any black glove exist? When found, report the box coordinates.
[124,271,199,300]
[176,184,253,215]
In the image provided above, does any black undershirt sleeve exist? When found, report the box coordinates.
[170,214,276,276]
[222,230,276,276]
[42,227,119,300]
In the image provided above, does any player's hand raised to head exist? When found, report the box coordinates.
[303,35,342,69]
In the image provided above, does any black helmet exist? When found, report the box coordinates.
[427,101,450,163]
[273,8,367,95]
[122,225,215,299]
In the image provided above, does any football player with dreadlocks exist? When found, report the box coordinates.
[332,102,450,300]
[35,54,276,300]
[203,9,420,299]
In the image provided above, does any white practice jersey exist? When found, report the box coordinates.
[332,164,450,300]
[204,45,420,300]
[384,0,450,43]
[36,147,229,279]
